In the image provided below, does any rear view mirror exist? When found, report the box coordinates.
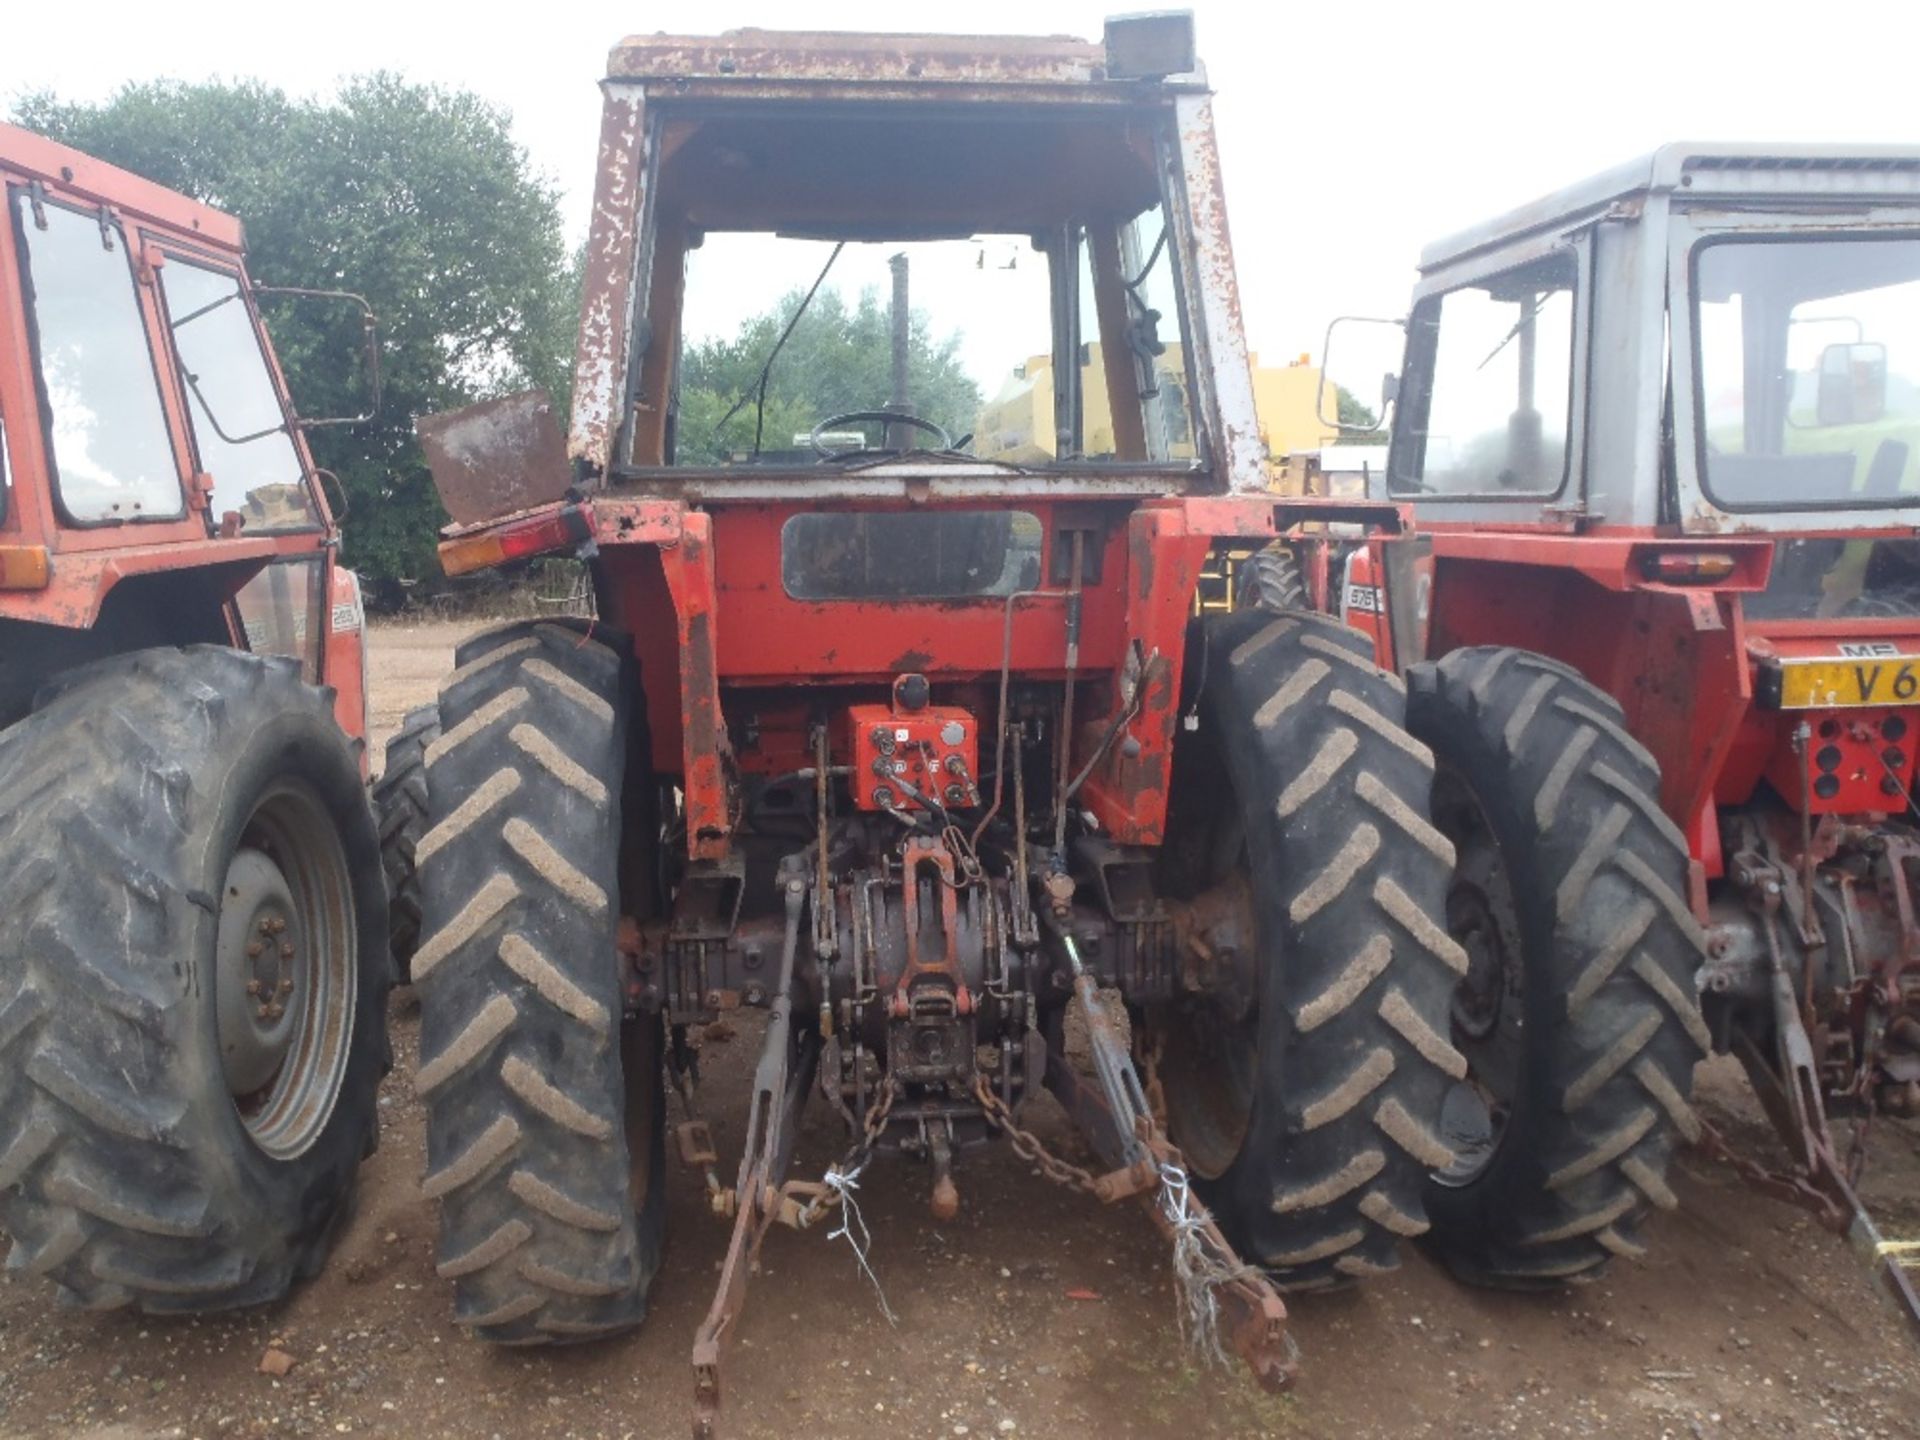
[1816,341,1886,427]
[1318,315,1406,434]
[253,286,382,428]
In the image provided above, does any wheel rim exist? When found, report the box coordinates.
[214,779,357,1161]
[1160,1000,1257,1180]
[1430,768,1525,1188]
[1159,867,1261,1181]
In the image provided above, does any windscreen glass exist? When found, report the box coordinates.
[1693,237,1920,511]
[13,190,181,522]
[678,235,1038,464]
[1746,537,1920,621]
[782,511,1043,600]
[1394,251,1576,496]
[160,257,314,530]
[674,228,1195,468]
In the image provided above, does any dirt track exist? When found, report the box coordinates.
[3,618,1919,1440]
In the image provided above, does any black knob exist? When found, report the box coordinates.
[894,672,931,712]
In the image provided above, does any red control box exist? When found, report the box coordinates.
[848,704,980,812]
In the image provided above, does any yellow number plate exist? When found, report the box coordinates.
[1775,658,1920,709]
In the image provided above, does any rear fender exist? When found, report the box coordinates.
[326,565,371,766]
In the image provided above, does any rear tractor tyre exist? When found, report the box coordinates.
[0,646,389,1311]
[414,620,665,1343]
[1156,608,1466,1289]
[1233,543,1308,614]
[373,703,440,981]
[1405,646,1710,1285]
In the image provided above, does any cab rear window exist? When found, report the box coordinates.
[782,510,1043,600]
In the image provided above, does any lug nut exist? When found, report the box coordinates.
[245,979,263,996]
[256,1003,271,1020]
[280,941,295,959]
[258,918,273,935]
[269,917,286,935]
[278,978,294,994]
[266,1003,284,1021]
[246,941,264,959]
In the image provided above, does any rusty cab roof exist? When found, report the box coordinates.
[606,26,1190,91]
[603,26,1202,242]
[0,121,244,253]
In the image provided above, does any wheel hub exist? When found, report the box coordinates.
[215,847,307,1098]
[1448,881,1508,1043]
[1431,792,1527,1187]
[1160,868,1261,1180]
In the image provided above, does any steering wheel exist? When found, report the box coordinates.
[809,410,953,459]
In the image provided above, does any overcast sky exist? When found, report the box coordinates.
[6,0,1917,379]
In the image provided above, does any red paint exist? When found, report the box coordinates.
[326,565,370,773]
[847,703,980,813]
[658,512,734,861]
[445,489,1375,860]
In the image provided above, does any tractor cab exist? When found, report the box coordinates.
[1356,145,1920,533]
[0,121,377,745]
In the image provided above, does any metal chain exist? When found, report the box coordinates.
[1847,1098,1876,1187]
[972,1074,1100,1194]
[1138,1024,1171,1131]
[786,1076,898,1228]
[1695,1114,1846,1228]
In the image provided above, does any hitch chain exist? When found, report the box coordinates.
[784,1077,898,1229]
[972,1064,1265,1369]
[986,971,1296,1389]
[972,1075,1101,1195]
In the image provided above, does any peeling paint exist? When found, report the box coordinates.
[568,85,648,476]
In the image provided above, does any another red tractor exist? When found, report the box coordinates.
[405,17,1468,1431]
[1326,143,1920,1322]
[0,123,389,1311]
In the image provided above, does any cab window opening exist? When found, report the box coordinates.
[623,106,1202,475]
[10,188,183,525]
[1394,249,1577,499]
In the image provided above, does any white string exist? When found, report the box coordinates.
[1156,1160,1248,1369]
[824,1162,898,1326]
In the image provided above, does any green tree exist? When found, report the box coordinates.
[677,287,981,461]
[1336,385,1388,444]
[13,77,574,585]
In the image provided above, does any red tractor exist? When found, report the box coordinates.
[403,17,1469,1430]
[0,123,389,1311]
[1326,143,1920,1321]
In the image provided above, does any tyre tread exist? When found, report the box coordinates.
[1407,644,1706,1285]
[414,618,654,1343]
[1177,608,1461,1288]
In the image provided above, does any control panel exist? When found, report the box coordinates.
[849,702,981,813]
